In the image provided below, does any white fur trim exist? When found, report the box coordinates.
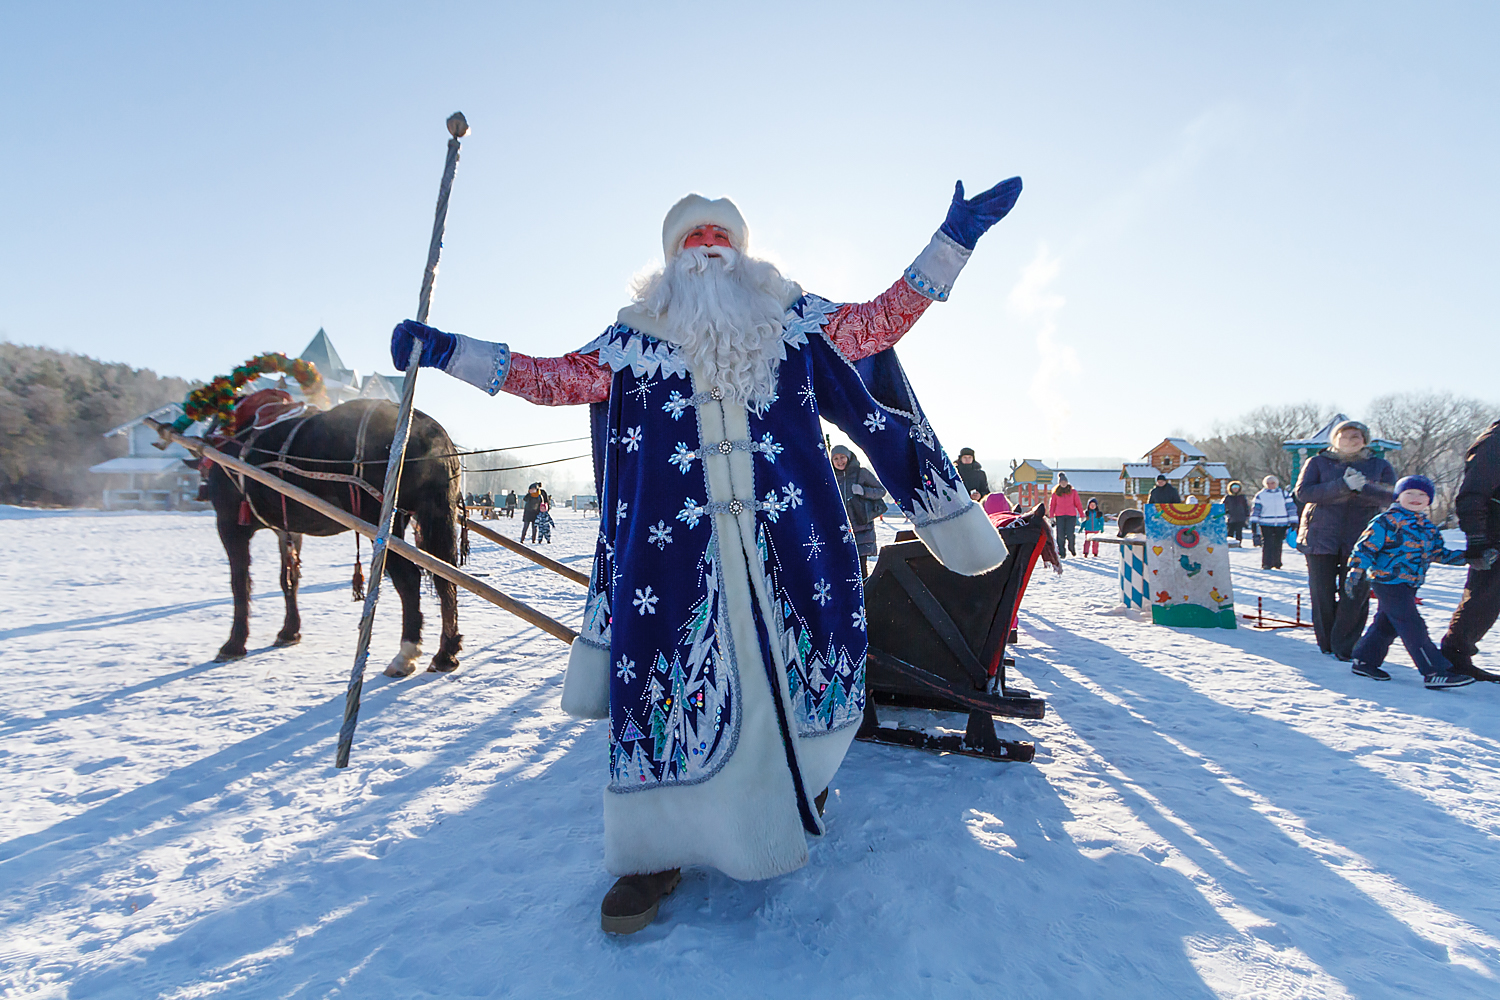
[905,231,972,301]
[561,638,610,719]
[914,503,1008,576]
[382,640,422,678]
[443,334,510,395]
[604,380,821,880]
[662,194,749,260]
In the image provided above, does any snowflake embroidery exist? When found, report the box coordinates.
[648,520,673,550]
[840,523,855,545]
[813,579,832,606]
[864,411,887,433]
[851,607,868,631]
[677,497,707,529]
[616,499,629,523]
[616,656,636,683]
[662,390,691,420]
[804,529,824,559]
[668,442,696,474]
[799,377,817,410]
[761,490,788,523]
[759,432,783,463]
[781,483,803,508]
[633,586,659,615]
[623,426,643,453]
[626,378,656,405]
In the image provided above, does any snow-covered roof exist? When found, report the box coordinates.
[1122,462,1156,476]
[1054,468,1127,495]
[104,403,183,438]
[89,456,187,475]
[1163,437,1206,457]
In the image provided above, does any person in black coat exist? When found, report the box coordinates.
[1147,474,1182,505]
[956,447,989,499]
[1440,419,1500,680]
[1223,481,1251,543]
[1293,419,1396,660]
[831,445,887,577]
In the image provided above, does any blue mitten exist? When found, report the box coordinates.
[940,177,1023,250]
[391,319,457,370]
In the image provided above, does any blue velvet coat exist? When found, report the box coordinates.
[570,294,980,827]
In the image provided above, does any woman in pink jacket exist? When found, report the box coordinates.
[1048,472,1087,558]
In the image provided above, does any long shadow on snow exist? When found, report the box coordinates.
[0,581,346,642]
[66,704,1246,999]
[61,669,598,999]
[1020,611,1500,994]
[0,641,557,893]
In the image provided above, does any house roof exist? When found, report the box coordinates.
[1144,437,1206,459]
[359,372,407,402]
[89,456,187,475]
[1054,468,1127,495]
[300,328,353,382]
[104,403,183,438]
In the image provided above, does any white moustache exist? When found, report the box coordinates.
[678,244,739,272]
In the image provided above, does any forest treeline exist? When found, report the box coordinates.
[0,343,197,506]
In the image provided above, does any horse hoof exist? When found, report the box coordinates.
[273,633,301,648]
[215,647,246,662]
[426,657,460,673]
[383,641,422,678]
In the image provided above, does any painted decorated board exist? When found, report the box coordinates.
[1144,503,1236,629]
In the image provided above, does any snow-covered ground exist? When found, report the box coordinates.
[4,506,1500,999]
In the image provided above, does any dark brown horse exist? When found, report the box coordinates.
[202,392,463,674]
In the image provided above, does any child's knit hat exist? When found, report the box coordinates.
[1394,475,1435,502]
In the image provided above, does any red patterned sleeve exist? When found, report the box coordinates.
[502,351,613,406]
[822,277,935,362]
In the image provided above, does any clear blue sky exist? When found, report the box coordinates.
[3,2,1496,476]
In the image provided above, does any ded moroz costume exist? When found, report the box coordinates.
[391,177,1023,931]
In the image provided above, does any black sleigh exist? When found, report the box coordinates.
[858,505,1050,762]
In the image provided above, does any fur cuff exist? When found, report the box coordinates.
[444,334,510,396]
[560,638,610,719]
[904,231,972,302]
[915,502,1008,576]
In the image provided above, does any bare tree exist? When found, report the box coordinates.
[1197,402,1335,486]
[1369,392,1500,522]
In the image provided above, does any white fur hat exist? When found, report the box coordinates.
[661,194,748,260]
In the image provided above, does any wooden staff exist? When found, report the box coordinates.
[464,518,590,586]
[148,419,577,646]
[336,112,466,768]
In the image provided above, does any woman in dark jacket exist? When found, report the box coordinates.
[1293,419,1396,660]
[831,445,887,577]
[956,447,989,498]
[1223,481,1251,543]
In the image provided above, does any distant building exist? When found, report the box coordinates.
[89,403,205,510]
[1122,437,1232,504]
[250,328,406,404]
[1004,459,1054,509]
[92,329,405,508]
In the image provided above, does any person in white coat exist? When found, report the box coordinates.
[1251,475,1298,570]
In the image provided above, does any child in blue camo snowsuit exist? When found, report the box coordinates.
[534,501,554,544]
[1348,475,1471,689]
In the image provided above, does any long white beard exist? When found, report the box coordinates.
[632,246,794,409]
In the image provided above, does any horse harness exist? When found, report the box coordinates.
[229,406,392,531]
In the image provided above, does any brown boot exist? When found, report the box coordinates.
[600,869,681,935]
